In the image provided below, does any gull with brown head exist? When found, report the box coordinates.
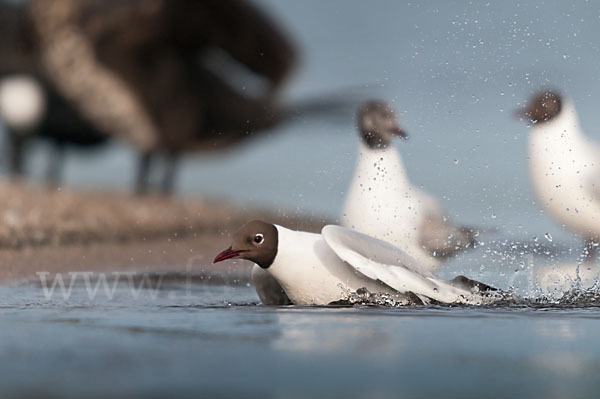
[214,220,495,306]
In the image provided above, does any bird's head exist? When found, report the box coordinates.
[515,90,562,125]
[213,220,278,269]
[357,100,407,149]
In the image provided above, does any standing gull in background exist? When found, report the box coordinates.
[519,90,600,260]
[341,101,475,273]
[214,220,495,306]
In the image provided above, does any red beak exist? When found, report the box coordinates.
[213,247,247,263]
[392,126,408,139]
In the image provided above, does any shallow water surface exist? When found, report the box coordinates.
[1,279,600,397]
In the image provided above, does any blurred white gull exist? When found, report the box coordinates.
[520,91,600,260]
[341,100,475,273]
[214,220,495,306]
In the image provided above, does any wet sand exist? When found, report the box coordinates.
[0,181,328,284]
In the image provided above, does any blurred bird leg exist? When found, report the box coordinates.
[46,144,65,186]
[6,133,26,176]
[135,152,154,196]
[160,152,180,195]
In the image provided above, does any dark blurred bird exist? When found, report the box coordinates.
[0,0,349,192]
[0,74,110,182]
[0,1,110,182]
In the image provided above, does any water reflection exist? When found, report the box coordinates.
[533,351,588,376]
[272,311,403,354]
[2,282,600,395]
[533,318,581,340]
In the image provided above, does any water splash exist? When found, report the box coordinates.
[329,284,600,309]
[331,287,504,308]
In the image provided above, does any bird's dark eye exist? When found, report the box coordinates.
[253,233,264,244]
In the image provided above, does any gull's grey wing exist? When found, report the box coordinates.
[448,275,496,293]
[419,217,476,258]
[417,190,476,258]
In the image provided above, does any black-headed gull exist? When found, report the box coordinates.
[214,220,495,306]
[519,91,600,259]
[341,100,474,272]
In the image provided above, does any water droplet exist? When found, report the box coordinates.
[454,159,459,165]
[491,214,497,219]
[544,233,553,242]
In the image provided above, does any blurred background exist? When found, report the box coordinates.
[2,2,600,396]
[187,0,599,246]
[1,1,600,262]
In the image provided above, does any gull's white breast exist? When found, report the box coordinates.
[341,140,438,270]
[267,225,395,305]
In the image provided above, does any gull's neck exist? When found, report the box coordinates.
[266,225,340,305]
[267,225,323,285]
[528,98,593,191]
[355,139,410,186]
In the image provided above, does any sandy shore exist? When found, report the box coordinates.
[0,181,329,285]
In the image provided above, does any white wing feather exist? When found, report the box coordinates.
[321,225,478,303]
